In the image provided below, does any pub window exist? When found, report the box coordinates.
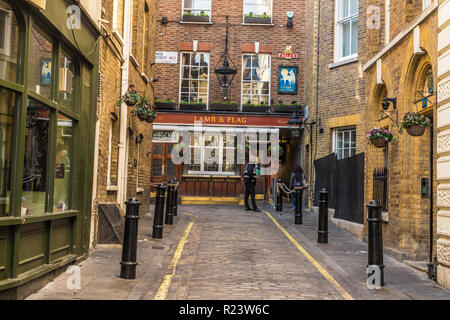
[243,0,272,22]
[241,54,271,106]
[180,52,209,104]
[58,50,76,111]
[29,23,53,99]
[335,0,358,62]
[185,133,237,175]
[0,0,19,82]
[182,0,211,21]
[332,127,356,160]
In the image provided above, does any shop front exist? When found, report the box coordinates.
[0,0,99,298]
[152,112,299,204]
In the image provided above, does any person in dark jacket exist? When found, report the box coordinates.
[244,160,261,212]
[290,165,307,210]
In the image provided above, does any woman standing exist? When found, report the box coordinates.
[290,165,307,210]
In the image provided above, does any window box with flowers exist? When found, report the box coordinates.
[399,112,431,137]
[209,101,239,111]
[242,101,270,112]
[183,10,210,22]
[154,98,176,110]
[367,127,395,148]
[244,12,272,24]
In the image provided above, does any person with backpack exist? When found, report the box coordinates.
[244,158,261,212]
[290,165,307,211]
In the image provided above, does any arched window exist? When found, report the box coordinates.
[415,66,434,110]
[0,0,19,83]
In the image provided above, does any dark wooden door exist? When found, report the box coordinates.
[151,143,176,184]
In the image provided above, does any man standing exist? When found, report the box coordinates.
[244,159,261,212]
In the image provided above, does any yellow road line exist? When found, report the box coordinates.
[154,213,194,300]
[263,210,354,300]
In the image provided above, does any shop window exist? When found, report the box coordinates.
[185,133,237,175]
[333,127,356,160]
[183,0,211,21]
[113,0,126,39]
[243,0,272,23]
[335,0,358,62]
[180,52,209,104]
[58,50,76,111]
[0,0,19,83]
[22,99,50,215]
[29,24,53,99]
[0,88,15,217]
[241,54,271,106]
[54,114,73,211]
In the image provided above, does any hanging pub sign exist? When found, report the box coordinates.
[278,66,298,94]
[278,46,300,59]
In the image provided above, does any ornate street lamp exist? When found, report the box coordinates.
[214,16,237,99]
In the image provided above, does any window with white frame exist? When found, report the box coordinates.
[183,0,211,19]
[241,54,271,105]
[185,133,237,175]
[335,0,359,61]
[333,127,356,160]
[243,0,272,20]
[113,0,125,38]
[180,52,209,104]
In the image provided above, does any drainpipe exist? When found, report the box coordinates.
[117,0,133,209]
[428,122,435,279]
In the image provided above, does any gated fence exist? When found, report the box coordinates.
[314,153,364,224]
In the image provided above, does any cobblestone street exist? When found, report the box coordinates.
[27,205,450,300]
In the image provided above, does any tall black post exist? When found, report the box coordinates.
[173,178,178,217]
[165,179,175,225]
[294,187,303,225]
[276,179,283,212]
[152,184,166,239]
[318,188,329,243]
[120,198,141,279]
[367,200,385,286]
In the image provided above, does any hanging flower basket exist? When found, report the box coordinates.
[367,127,394,148]
[400,112,431,137]
[116,84,139,107]
[134,96,157,123]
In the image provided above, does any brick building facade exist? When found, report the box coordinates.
[90,0,157,247]
[152,0,308,203]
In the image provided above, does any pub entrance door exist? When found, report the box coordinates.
[151,143,177,184]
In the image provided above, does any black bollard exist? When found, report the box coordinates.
[120,198,141,279]
[318,188,329,243]
[367,200,385,287]
[173,178,178,217]
[276,179,283,212]
[152,184,166,239]
[294,187,303,224]
[165,179,175,225]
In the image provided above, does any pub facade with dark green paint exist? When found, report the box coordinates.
[0,0,99,298]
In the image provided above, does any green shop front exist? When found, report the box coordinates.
[0,0,99,298]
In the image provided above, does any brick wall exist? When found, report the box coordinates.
[154,0,307,106]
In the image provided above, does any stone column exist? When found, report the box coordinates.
[436,0,450,290]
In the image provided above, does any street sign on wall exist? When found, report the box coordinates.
[155,51,178,64]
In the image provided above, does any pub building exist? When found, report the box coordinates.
[153,1,308,203]
[0,0,99,298]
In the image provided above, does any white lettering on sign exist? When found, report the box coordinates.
[155,51,178,64]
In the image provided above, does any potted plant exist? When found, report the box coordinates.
[399,111,431,137]
[244,12,271,24]
[242,101,270,112]
[209,101,239,111]
[116,84,139,107]
[154,98,176,110]
[179,100,207,111]
[183,10,210,22]
[134,96,157,123]
[367,127,395,148]
[274,101,302,113]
